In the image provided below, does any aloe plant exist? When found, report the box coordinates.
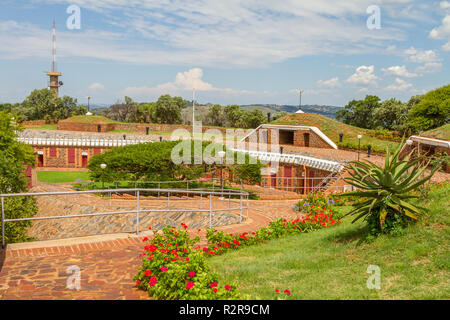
[342,142,439,232]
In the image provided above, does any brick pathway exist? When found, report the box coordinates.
[0,198,299,300]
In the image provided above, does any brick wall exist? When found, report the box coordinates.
[33,146,108,168]
[57,122,116,132]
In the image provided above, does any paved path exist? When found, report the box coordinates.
[0,198,299,300]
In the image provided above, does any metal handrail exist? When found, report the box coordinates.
[1,187,250,248]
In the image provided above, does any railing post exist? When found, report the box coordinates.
[168,192,170,207]
[246,194,249,219]
[209,194,212,229]
[136,190,140,234]
[239,194,242,223]
[1,197,5,249]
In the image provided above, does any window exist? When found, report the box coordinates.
[49,148,57,157]
[68,148,75,163]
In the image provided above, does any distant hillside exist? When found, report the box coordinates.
[240,104,342,119]
[421,124,450,141]
[272,113,400,153]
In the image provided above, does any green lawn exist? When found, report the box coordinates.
[208,184,449,299]
[26,124,58,130]
[37,171,91,183]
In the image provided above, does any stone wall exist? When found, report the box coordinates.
[57,121,116,132]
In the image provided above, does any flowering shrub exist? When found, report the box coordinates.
[134,224,241,300]
[205,208,341,256]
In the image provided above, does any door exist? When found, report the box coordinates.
[82,155,88,168]
[284,166,292,190]
[304,133,310,147]
[271,173,277,188]
[37,154,44,167]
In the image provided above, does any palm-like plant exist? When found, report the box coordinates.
[342,142,440,231]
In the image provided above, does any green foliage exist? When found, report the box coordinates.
[341,141,439,237]
[205,202,341,256]
[336,95,381,129]
[134,224,242,300]
[18,89,86,122]
[224,104,244,127]
[409,84,450,132]
[154,94,187,124]
[105,96,139,122]
[0,111,38,243]
[87,140,263,184]
[204,104,226,126]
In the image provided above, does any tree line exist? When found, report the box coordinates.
[336,84,449,134]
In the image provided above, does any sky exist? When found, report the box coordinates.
[0,0,449,107]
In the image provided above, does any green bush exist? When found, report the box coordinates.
[134,224,242,300]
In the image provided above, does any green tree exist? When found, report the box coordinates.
[242,109,265,128]
[373,98,410,131]
[137,102,157,123]
[20,88,85,122]
[204,104,225,126]
[154,95,186,124]
[0,111,38,243]
[409,84,450,132]
[224,105,244,127]
[336,95,381,129]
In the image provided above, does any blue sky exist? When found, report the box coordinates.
[0,0,449,107]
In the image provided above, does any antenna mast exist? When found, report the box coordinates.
[52,19,57,72]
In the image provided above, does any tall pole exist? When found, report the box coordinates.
[298,89,304,108]
[52,19,57,72]
[88,96,91,112]
[192,88,195,137]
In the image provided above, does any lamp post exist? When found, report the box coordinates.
[218,151,226,197]
[357,135,362,161]
[100,163,107,190]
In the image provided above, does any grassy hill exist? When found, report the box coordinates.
[421,124,450,141]
[271,113,400,153]
[59,115,119,124]
[209,183,450,299]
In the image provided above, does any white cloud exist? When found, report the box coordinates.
[89,82,105,90]
[381,65,417,78]
[0,0,411,68]
[346,65,378,86]
[317,77,341,88]
[441,1,450,9]
[385,78,413,91]
[122,68,253,100]
[403,46,443,73]
[429,15,450,51]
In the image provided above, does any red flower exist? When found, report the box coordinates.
[142,237,148,242]
[144,270,152,276]
[275,289,280,294]
[188,271,196,277]
[136,280,140,285]
[213,288,218,293]
[186,281,195,290]
[210,282,218,288]
[224,285,231,291]
[148,227,152,230]
[160,266,168,272]
[149,276,157,287]
[284,289,291,296]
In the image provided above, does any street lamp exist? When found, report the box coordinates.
[357,135,362,161]
[218,151,226,197]
[100,163,107,189]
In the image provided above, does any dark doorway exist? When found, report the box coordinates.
[37,154,44,167]
[304,133,310,147]
[82,155,88,168]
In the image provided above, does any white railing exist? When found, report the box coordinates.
[16,137,151,148]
